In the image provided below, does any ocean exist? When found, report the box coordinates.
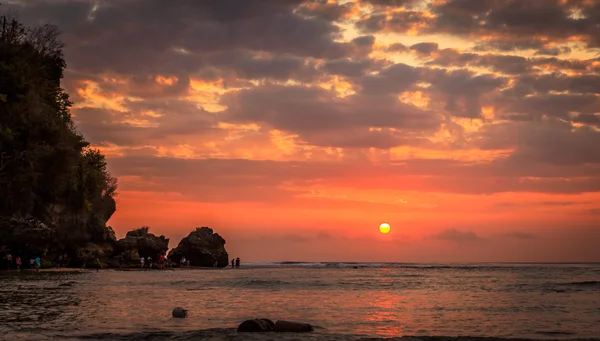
[0,263,599,341]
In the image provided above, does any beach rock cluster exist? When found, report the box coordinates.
[237,319,314,333]
[168,227,229,267]
[110,227,169,266]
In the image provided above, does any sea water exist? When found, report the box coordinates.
[1,263,599,340]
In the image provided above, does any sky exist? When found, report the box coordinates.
[5,0,600,262]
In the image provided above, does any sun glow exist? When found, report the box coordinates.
[379,223,391,234]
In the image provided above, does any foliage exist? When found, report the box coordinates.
[0,10,118,259]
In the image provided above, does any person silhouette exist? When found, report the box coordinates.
[235,257,240,268]
[231,258,235,268]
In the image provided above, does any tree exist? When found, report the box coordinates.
[0,9,118,260]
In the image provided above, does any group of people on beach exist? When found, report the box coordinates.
[3,253,42,271]
[3,252,242,271]
[139,252,169,269]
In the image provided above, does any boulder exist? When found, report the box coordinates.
[168,227,228,267]
[237,318,275,332]
[172,307,188,318]
[274,320,313,333]
[112,227,169,266]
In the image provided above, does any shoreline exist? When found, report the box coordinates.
[67,328,600,341]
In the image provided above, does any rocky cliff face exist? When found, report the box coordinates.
[168,227,228,267]
[111,227,169,266]
[0,14,118,267]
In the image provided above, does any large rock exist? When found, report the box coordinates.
[237,319,275,332]
[172,307,188,318]
[168,227,228,267]
[113,227,169,265]
[274,320,313,333]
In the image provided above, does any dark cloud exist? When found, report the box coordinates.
[572,114,600,128]
[410,42,438,56]
[6,0,361,79]
[386,43,409,53]
[360,0,423,7]
[74,99,220,146]
[433,229,482,243]
[221,84,442,148]
[476,119,600,166]
[534,46,572,56]
[356,11,430,34]
[422,69,508,118]
[430,0,600,48]
[496,94,600,121]
[296,1,355,21]
[358,63,422,94]
[355,0,600,50]
[322,58,383,77]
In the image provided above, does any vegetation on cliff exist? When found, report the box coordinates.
[0,11,118,262]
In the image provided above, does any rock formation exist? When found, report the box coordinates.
[236,319,314,333]
[237,319,275,332]
[111,227,169,267]
[0,14,118,266]
[168,227,228,267]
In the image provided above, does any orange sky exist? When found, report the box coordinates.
[10,0,600,262]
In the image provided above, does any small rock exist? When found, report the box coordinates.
[172,307,188,318]
[274,320,313,333]
[237,318,275,332]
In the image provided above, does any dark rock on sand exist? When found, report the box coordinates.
[58,281,77,287]
[237,318,275,332]
[274,320,314,333]
[112,227,169,266]
[172,307,188,318]
[168,227,228,267]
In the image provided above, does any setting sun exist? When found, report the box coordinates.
[379,223,391,234]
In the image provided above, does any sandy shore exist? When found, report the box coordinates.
[71,328,599,341]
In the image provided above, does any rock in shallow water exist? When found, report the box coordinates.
[168,227,228,267]
[274,320,314,332]
[236,318,275,332]
[172,307,188,318]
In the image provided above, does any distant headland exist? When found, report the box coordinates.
[0,13,230,270]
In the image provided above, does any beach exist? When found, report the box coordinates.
[1,263,599,341]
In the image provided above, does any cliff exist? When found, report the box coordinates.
[0,14,117,265]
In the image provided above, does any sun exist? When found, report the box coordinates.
[379,223,391,234]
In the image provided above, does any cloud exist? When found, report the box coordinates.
[433,229,482,243]
[410,42,439,56]
[221,84,442,149]
[6,0,360,77]
[430,0,600,49]
[501,232,537,240]
[534,46,572,56]
[6,0,600,262]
